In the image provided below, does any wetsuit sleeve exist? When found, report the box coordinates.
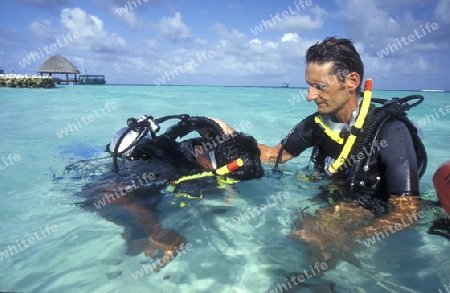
[282,114,318,157]
[378,120,419,195]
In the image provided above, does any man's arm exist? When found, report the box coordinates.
[211,118,294,163]
[258,142,294,163]
[95,181,187,272]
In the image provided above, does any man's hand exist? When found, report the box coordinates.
[146,229,187,272]
[210,118,236,135]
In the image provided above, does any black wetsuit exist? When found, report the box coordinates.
[129,135,205,174]
[77,135,216,255]
[128,134,224,196]
[282,108,420,215]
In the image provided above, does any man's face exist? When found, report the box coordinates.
[305,62,358,121]
[193,145,214,170]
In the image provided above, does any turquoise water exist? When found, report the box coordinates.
[0,85,449,293]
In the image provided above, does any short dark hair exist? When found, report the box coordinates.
[214,133,263,180]
[305,37,364,93]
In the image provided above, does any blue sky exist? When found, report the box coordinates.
[1,0,449,89]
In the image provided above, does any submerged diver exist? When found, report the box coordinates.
[214,37,427,264]
[125,115,264,180]
[80,116,263,272]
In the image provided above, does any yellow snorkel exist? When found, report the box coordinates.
[166,158,244,200]
[170,158,244,185]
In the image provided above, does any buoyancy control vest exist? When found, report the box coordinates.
[313,97,425,169]
[275,79,427,216]
[275,80,427,200]
[300,94,427,217]
[312,95,427,196]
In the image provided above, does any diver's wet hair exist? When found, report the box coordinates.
[214,132,263,181]
[305,36,364,93]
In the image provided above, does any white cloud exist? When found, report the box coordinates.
[29,20,55,40]
[156,12,192,43]
[336,0,402,41]
[265,5,326,32]
[60,7,127,52]
[272,15,323,31]
[111,6,145,29]
[434,0,450,24]
[133,24,319,85]
[61,8,103,38]
[335,0,449,51]
[281,33,299,42]
[260,5,327,32]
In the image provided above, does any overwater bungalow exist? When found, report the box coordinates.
[37,54,80,84]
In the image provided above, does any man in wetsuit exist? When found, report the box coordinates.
[216,37,423,213]
[214,37,426,263]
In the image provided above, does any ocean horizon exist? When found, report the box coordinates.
[48,83,450,92]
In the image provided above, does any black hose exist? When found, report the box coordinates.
[187,116,225,137]
[156,114,190,124]
[164,116,226,140]
[350,107,390,163]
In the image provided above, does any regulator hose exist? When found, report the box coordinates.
[184,116,226,137]
[164,116,226,140]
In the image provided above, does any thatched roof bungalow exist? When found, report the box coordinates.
[37,54,80,84]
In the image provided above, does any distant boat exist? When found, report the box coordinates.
[421,89,444,92]
[281,83,289,88]
[78,74,106,85]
